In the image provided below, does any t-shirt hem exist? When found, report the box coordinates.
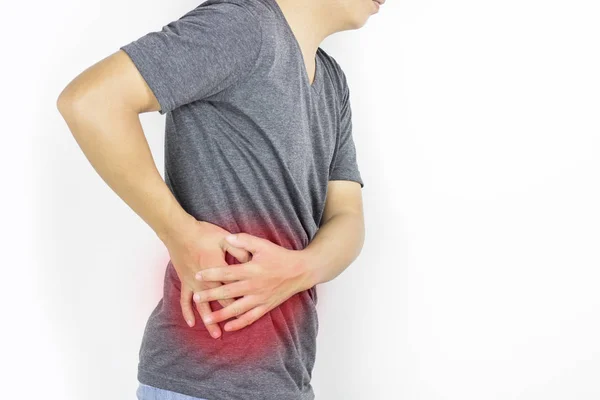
[138,368,315,400]
[328,170,364,188]
[119,43,173,115]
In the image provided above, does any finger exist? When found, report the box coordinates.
[218,296,235,309]
[195,263,256,282]
[199,281,235,314]
[223,304,268,332]
[222,240,252,264]
[202,296,256,325]
[224,233,265,255]
[218,295,245,319]
[195,300,222,339]
[199,280,225,291]
[193,280,252,303]
[180,284,195,328]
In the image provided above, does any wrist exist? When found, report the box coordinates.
[297,247,322,289]
[155,202,195,245]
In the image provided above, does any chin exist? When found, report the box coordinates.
[345,12,370,30]
[339,2,374,31]
[355,15,371,29]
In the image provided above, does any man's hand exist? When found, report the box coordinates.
[161,218,252,338]
[192,233,314,332]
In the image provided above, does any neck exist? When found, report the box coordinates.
[274,0,346,58]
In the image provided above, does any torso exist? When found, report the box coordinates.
[137,0,353,398]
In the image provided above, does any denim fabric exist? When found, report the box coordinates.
[136,382,210,400]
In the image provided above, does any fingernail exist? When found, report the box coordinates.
[212,330,220,338]
[195,272,202,281]
[225,234,237,242]
[204,316,213,324]
[187,319,193,327]
[193,293,200,302]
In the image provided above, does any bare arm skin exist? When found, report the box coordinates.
[191,179,365,332]
[56,50,182,238]
[56,50,251,338]
[302,179,365,285]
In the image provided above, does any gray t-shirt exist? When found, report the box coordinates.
[119,0,364,398]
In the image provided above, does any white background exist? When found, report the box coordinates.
[2,0,599,399]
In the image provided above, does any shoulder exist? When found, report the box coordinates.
[181,0,266,25]
[172,0,264,51]
[194,0,270,21]
[317,47,350,104]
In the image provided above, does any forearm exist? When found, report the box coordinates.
[300,211,365,287]
[57,99,192,242]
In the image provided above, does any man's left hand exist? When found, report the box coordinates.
[192,233,314,332]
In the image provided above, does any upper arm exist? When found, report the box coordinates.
[117,1,262,115]
[321,180,364,226]
[57,49,161,115]
[322,64,365,226]
[58,0,263,115]
[328,66,364,188]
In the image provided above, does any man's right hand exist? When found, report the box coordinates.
[161,217,251,339]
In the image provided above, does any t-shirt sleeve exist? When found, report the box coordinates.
[328,74,365,188]
[119,0,263,115]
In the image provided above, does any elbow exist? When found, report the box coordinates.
[56,86,69,114]
[56,85,100,145]
[56,85,83,120]
[56,93,72,118]
[56,72,101,120]
[56,82,69,111]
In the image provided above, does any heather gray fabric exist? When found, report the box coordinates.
[119,0,364,398]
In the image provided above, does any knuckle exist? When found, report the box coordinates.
[232,304,241,316]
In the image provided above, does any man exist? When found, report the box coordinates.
[56,0,383,398]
